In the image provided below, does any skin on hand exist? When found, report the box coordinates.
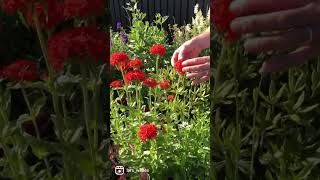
[171,29,210,66]
[171,29,210,85]
[230,0,320,73]
[182,56,210,85]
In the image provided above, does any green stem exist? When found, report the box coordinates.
[93,82,101,152]
[33,8,64,139]
[21,88,52,179]
[21,88,40,139]
[80,65,96,179]
[156,57,159,76]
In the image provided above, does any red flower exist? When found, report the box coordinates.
[48,25,108,71]
[174,60,185,75]
[138,123,158,142]
[110,52,129,66]
[167,94,175,101]
[128,58,143,69]
[25,2,46,29]
[47,0,65,28]
[212,0,240,41]
[0,60,40,81]
[124,69,146,84]
[117,61,129,71]
[159,80,170,90]
[64,0,104,18]
[150,44,166,57]
[1,0,28,14]
[143,77,157,88]
[110,80,123,88]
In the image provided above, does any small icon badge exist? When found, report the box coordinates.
[115,166,125,175]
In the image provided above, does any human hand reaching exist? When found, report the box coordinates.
[182,56,210,85]
[171,39,203,67]
[230,0,320,73]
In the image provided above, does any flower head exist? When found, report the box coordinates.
[128,58,143,69]
[48,25,108,71]
[212,0,240,41]
[143,77,157,88]
[110,80,123,88]
[124,69,146,84]
[120,31,129,44]
[138,123,158,142]
[1,0,28,14]
[0,60,40,81]
[174,60,185,75]
[110,52,129,66]
[167,94,175,101]
[150,44,166,57]
[159,80,170,90]
[26,0,65,29]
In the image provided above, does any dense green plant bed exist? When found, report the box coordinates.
[110,1,210,179]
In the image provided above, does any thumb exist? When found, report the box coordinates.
[171,52,179,66]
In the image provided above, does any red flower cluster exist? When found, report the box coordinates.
[138,123,158,142]
[48,25,108,71]
[124,69,146,84]
[26,0,65,29]
[211,0,240,41]
[0,60,40,81]
[128,58,143,69]
[1,0,28,14]
[150,44,166,57]
[110,52,130,71]
[64,0,104,18]
[110,80,123,88]
[159,80,170,90]
[174,60,185,75]
[143,77,157,88]
[3,0,104,29]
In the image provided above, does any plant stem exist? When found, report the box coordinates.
[21,88,52,179]
[156,57,159,76]
[80,65,96,179]
[21,88,41,139]
[33,9,64,139]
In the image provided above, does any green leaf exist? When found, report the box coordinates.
[289,114,301,125]
[31,141,49,160]
[31,97,47,117]
[17,114,32,124]
[300,104,319,113]
[293,92,305,110]
[70,127,84,143]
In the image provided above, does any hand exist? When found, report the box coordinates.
[171,39,203,67]
[230,0,320,73]
[182,56,210,85]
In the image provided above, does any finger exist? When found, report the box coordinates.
[171,51,179,66]
[186,71,209,79]
[260,45,320,73]
[192,76,210,85]
[181,56,210,66]
[231,3,319,34]
[230,0,314,16]
[182,63,210,73]
[244,26,320,53]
